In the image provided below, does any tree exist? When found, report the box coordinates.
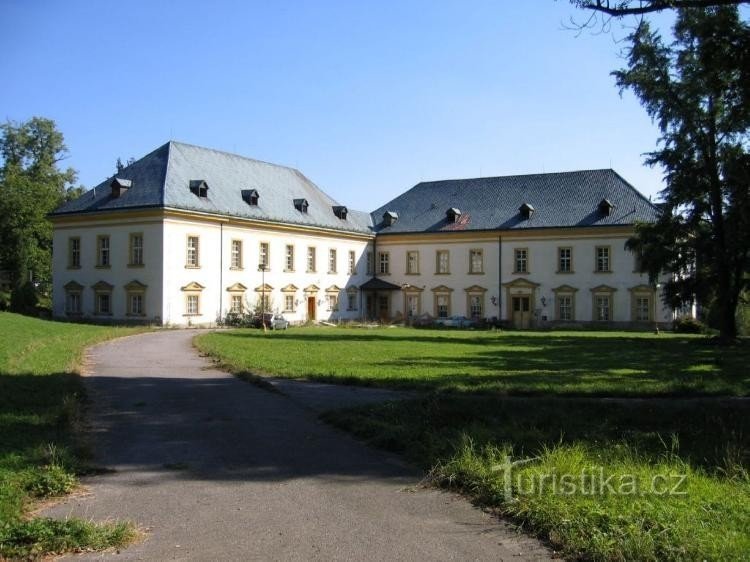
[572,1,750,17]
[613,7,750,340]
[0,118,81,308]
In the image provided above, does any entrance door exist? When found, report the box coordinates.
[307,297,316,321]
[512,296,531,329]
[378,294,390,321]
[366,294,375,320]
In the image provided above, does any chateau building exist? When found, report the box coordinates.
[50,141,671,328]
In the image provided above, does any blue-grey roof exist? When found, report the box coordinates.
[371,169,659,234]
[52,141,374,234]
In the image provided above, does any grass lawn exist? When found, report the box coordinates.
[0,312,147,559]
[195,326,750,396]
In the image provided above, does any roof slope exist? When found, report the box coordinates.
[370,169,658,234]
[52,141,373,234]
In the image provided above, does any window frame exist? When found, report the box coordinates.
[259,241,270,271]
[468,248,484,274]
[328,248,337,274]
[595,246,611,273]
[68,237,81,269]
[306,246,316,273]
[557,247,572,273]
[435,249,450,275]
[230,239,243,270]
[186,235,200,268]
[285,244,295,272]
[406,250,420,275]
[128,233,144,267]
[513,247,529,274]
[96,235,111,268]
[348,250,356,275]
[185,294,200,316]
[377,251,390,275]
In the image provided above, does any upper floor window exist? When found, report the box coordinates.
[97,235,110,267]
[436,250,449,274]
[596,246,611,272]
[406,251,419,274]
[557,247,572,273]
[231,239,243,269]
[378,251,390,275]
[513,248,528,274]
[259,242,270,270]
[307,247,316,272]
[328,249,337,274]
[68,237,80,268]
[286,245,295,272]
[348,250,356,274]
[129,234,144,266]
[469,249,483,274]
[186,236,200,267]
[366,251,373,275]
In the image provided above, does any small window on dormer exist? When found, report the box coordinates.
[110,178,132,198]
[598,198,614,216]
[446,208,461,223]
[519,203,534,220]
[189,180,209,198]
[333,206,348,220]
[383,211,398,226]
[294,198,309,213]
[242,189,260,206]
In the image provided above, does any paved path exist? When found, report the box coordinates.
[45,330,552,561]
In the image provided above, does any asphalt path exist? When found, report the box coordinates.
[44,330,552,561]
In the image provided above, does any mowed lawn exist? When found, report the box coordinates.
[0,312,146,559]
[195,327,750,396]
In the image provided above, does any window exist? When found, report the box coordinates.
[65,290,81,314]
[406,251,419,274]
[328,249,337,273]
[436,295,449,318]
[366,251,373,275]
[469,249,483,274]
[595,295,611,321]
[347,289,358,311]
[97,293,111,315]
[378,251,390,274]
[558,247,572,273]
[68,237,80,268]
[259,242,270,270]
[326,294,337,311]
[635,296,651,321]
[129,293,144,316]
[186,294,200,315]
[307,247,316,272]
[469,295,482,318]
[284,294,295,312]
[514,248,528,274]
[230,294,243,314]
[436,250,449,274]
[406,294,420,318]
[596,246,611,272]
[558,295,573,321]
[128,234,144,266]
[186,236,200,267]
[231,240,243,269]
[348,250,356,274]
[97,235,110,267]
[285,245,295,272]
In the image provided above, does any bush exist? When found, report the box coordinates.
[673,316,706,334]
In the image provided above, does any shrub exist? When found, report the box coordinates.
[673,316,706,334]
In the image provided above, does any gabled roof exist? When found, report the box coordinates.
[371,169,658,234]
[52,141,373,235]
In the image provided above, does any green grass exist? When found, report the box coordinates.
[0,312,146,559]
[323,397,750,560]
[195,326,750,396]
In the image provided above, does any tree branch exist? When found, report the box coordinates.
[576,0,750,17]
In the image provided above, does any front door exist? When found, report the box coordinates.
[307,297,316,321]
[366,294,375,320]
[512,296,531,329]
[378,294,390,321]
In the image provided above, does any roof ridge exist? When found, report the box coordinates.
[167,140,303,175]
[415,168,617,186]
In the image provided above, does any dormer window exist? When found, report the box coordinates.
[294,198,309,213]
[383,211,399,227]
[333,206,348,220]
[189,180,209,198]
[446,208,461,223]
[242,189,260,206]
[598,198,615,216]
[519,202,535,220]
[110,178,132,198]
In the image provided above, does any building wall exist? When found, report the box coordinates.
[51,218,164,322]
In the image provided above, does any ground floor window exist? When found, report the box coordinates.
[230,294,243,314]
[326,294,338,311]
[128,293,144,316]
[96,293,112,315]
[284,294,295,313]
[635,296,651,321]
[436,295,449,318]
[347,290,357,311]
[595,295,611,321]
[186,294,200,315]
[558,295,573,321]
[65,291,81,314]
[406,294,420,318]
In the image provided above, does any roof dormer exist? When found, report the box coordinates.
[333,206,348,220]
[519,202,535,220]
[110,178,131,198]
[242,189,260,206]
[383,210,399,227]
[598,198,615,216]
[294,198,309,213]
[189,180,209,198]
[446,207,461,223]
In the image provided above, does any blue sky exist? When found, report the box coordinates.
[1,1,672,211]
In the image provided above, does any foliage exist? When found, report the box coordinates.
[672,315,707,333]
[195,327,749,396]
[572,0,750,17]
[0,312,146,558]
[323,396,750,560]
[614,7,750,340]
[0,117,83,302]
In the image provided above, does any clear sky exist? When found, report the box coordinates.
[1,0,673,212]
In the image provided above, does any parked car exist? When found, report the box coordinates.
[434,315,475,328]
[253,313,289,330]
